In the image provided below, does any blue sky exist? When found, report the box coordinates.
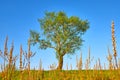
[0,0,120,70]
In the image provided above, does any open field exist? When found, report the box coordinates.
[1,0,120,80]
[0,36,120,80]
[0,21,119,80]
[1,70,120,80]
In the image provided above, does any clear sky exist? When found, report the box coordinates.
[0,0,120,70]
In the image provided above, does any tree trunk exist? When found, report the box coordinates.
[57,55,63,70]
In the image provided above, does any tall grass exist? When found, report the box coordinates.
[111,21,118,69]
[0,37,17,80]
[76,51,82,70]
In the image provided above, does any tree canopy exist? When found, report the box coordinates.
[30,11,89,70]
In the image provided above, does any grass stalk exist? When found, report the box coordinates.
[111,21,118,69]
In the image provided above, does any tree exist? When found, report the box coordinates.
[30,11,89,70]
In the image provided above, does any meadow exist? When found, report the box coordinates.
[0,22,120,80]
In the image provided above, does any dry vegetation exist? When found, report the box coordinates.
[0,21,120,80]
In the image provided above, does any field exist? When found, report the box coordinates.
[0,22,119,80]
[1,69,120,80]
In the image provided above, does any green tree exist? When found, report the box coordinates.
[30,11,89,70]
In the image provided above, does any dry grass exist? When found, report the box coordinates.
[111,21,118,69]
[0,37,17,80]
